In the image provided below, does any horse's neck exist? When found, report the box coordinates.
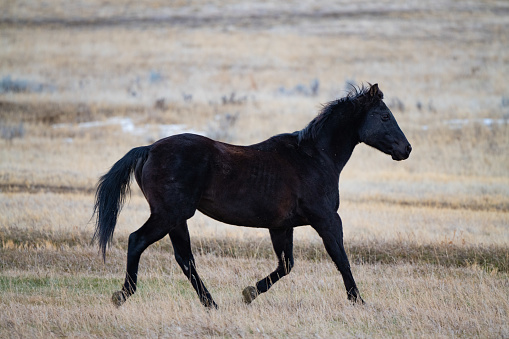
[314,121,359,174]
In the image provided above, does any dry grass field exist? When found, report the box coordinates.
[1,0,509,337]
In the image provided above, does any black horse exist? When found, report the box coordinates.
[93,83,411,308]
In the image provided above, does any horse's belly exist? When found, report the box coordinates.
[197,192,297,228]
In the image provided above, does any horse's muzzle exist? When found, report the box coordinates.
[391,143,412,161]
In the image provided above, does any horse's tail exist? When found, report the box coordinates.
[92,146,150,261]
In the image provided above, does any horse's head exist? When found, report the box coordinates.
[357,84,411,161]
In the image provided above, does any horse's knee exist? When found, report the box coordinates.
[174,254,185,270]
[175,255,194,275]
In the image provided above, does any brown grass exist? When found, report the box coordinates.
[1,226,508,273]
[1,0,508,337]
[1,246,508,338]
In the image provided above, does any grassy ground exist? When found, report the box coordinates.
[1,0,508,337]
[1,243,508,338]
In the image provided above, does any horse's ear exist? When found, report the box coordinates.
[369,83,379,97]
[369,83,383,99]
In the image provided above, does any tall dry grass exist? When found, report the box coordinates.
[1,246,508,338]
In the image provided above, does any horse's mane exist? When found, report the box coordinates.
[297,84,373,144]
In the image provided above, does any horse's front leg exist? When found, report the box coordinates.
[312,213,364,304]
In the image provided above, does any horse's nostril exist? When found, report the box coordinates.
[406,144,412,153]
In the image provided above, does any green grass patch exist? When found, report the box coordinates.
[0,275,119,295]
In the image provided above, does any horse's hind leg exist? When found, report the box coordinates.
[112,214,169,307]
[243,228,294,304]
[169,222,217,308]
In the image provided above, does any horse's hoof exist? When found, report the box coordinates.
[206,301,219,309]
[348,294,365,305]
[347,288,365,305]
[111,291,127,307]
[354,297,366,305]
[242,286,258,304]
[201,298,219,309]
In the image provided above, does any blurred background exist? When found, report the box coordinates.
[1,0,508,245]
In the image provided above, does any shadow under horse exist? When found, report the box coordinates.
[93,83,412,308]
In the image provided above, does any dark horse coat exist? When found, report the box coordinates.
[93,83,411,308]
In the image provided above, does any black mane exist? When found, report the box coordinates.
[297,84,373,144]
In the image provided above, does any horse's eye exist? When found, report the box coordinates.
[381,113,390,121]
